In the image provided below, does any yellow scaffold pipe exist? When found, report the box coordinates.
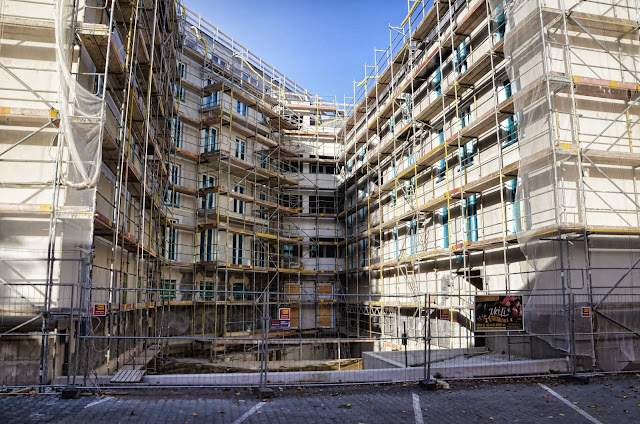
[190,25,208,56]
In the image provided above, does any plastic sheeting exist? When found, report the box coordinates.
[497,0,640,371]
[54,0,106,189]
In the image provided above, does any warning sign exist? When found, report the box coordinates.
[582,307,590,318]
[440,309,450,320]
[92,304,107,317]
[270,319,290,330]
[279,307,291,320]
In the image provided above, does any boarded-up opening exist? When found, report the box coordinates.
[317,284,333,328]
[285,283,300,328]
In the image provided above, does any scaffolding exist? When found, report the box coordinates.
[1,0,640,387]
[340,0,640,367]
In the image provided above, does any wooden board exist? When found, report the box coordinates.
[110,369,145,383]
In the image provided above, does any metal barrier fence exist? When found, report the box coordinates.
[4,286,638,389]
[2,273,640,387]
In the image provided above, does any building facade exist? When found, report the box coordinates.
[1,0,639,385]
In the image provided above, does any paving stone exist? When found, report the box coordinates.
[0,376,637,423]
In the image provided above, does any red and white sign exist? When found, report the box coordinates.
[440,309,450,320]
[92,304,107,316]
[582,307,591,318]
[279,307,291,321]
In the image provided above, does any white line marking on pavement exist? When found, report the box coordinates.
[412,392,424,424]
[538,383,603,424]
[232,401,266,424]
[84,396,112,408]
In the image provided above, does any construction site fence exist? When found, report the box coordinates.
[3,288,639,388]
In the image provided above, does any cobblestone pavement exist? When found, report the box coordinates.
[1,375,638,423]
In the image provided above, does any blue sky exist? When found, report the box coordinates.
[185,0,409,101]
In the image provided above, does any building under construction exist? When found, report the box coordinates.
[1,0,639,386]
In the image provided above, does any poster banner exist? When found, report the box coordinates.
[270,319,290,330]
[474,295,523,331]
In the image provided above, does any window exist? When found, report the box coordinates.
[405,145,415,166]
[161,279,176,299]
[440,207,449,249]
[174,62,187,103]
[502,78,513,100]
[501,115,518,148]
[128,139,140,162]
[459,106,472,130]
[393,226,399,259]
[280,160,300,173]
[455,40,468,76]
[260,154,269,169]
[496,3,506,40]
[497,79,518,148]
[236,101,247,117]
[199,228,214,262]
[506,179,522,234]
[233,184,245,214]
[204,127,217,152]
[283,244,296,258]
[258,192,267,219]
[121,274,128,304]
[232,234,244,265]
[359,239,368,267]
[241,72,249,82]
[164,164,181,207]
[405,178,415,202]
[458,107,475,170]
[347,243,356,270]
[347,158,354,175]
[93,74,104,96]
[281,194,301,209]
[435,128,446,182]
[459,140,475,170]
[358,184,369,200]
[200,280,214,300]
[401,96,413,124]
[347,214,355,236]
[165,225,177,261]
[309,196,336,214]
[310,163,336,174]
[178,62,186,79]
[358,206,368,224]
[463,194,478,243]
[407,219,418,256]
[205,79,218,108]
[357,147,365,166]
[137,277,142,303]
[201,175,215,209]
[432,67,441,97]
[232,281,245,299]
[257,240,266,267]
[235,138,246,160]
[172,118,183,148]
[310,238,337,258]
[210,90,219,106]
[173,82,185,103]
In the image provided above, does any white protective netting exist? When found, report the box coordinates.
[498,0,640,370]
[55,0,105,189]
